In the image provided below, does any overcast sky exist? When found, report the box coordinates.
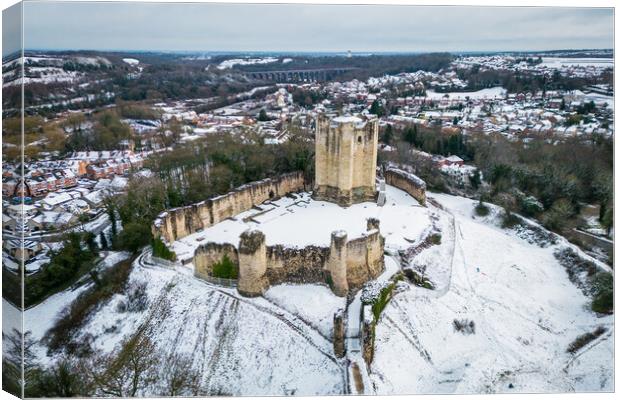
[5,2,614,56]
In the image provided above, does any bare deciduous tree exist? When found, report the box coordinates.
[87,330,159,397]
[160,353,202,396]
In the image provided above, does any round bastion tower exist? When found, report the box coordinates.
[313,114,379,207]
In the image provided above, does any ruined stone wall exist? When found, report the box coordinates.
[194,242,239,280]
[265,227,383,297]
[326,230,349,296]
[193,219,386,297]
[265,245,329,285]
[333,309,346,358]
[345,229,385,291]
[361,304,375,366]
[238,230,270,297]
[314,115,378,206]
[153,171,308,243]
[385,167,427,206]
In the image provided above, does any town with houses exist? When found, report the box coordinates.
[3,53,613,277]
[1,46,615,397]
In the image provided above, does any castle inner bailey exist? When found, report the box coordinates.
[193,218,385,298]
[152,171,308,243]
[314,115,379,207]
[384,166,427,206]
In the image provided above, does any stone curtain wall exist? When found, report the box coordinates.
[152,171,308,243]
[193,219,386,297]
[346,229,384,291]
[265,245,329,285]
[384,167,427,206]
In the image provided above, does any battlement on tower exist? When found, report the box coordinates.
[313,114,379,206]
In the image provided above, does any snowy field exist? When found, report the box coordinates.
[425,87,507,101]
[217,57,278,70]
[170,185,431,261]
[583,92,614,110]
[370,193,614,394]
[540,57,613,68]
[3,69,82,87]
[122,58,139,66]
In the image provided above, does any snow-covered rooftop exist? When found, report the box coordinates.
[332,116,363,124]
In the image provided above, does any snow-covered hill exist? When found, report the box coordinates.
[8,191,612,396]
[63,261,346,396]
[370,193,613,394]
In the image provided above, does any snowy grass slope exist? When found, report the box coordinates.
[65,259,345,396]
[264,284,345,338]
[369,192,613,394]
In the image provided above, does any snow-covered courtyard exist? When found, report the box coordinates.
[170,185,431,262]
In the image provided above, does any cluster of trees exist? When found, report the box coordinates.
[454,66,597,94]
[116,101,162,120]
[147,129,314,207]
[378,138,448,193]
[472,132,613,234]
[369,99,387,117]
[65,110,132,151]
[105,130,314,259]
[104,177,166,255]
[4,81,78,112]
[291,87,326,107]
[515,56,543,65]
[2,115,66,161]
[396,124,475,159]
[61,60,114,72]
[4,321,202,397]
[24,232,99,307]
[106,63,255,103]
[381,122,612,238]
[562,100,598,127]
[60,104,189,154]
[152,237,176,260]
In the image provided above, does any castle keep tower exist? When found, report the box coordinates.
[314,114,379,206]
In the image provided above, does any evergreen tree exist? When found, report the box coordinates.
[382,124,394,145]
[369,99,385,117]
[470,169,482,189]
[99,232,108,250]
[152,237,176,261]
[257,109,269,121]
[403,126,417,146]
[84,232,99,255]
[600,202,613,236]
[106,202,117,239]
